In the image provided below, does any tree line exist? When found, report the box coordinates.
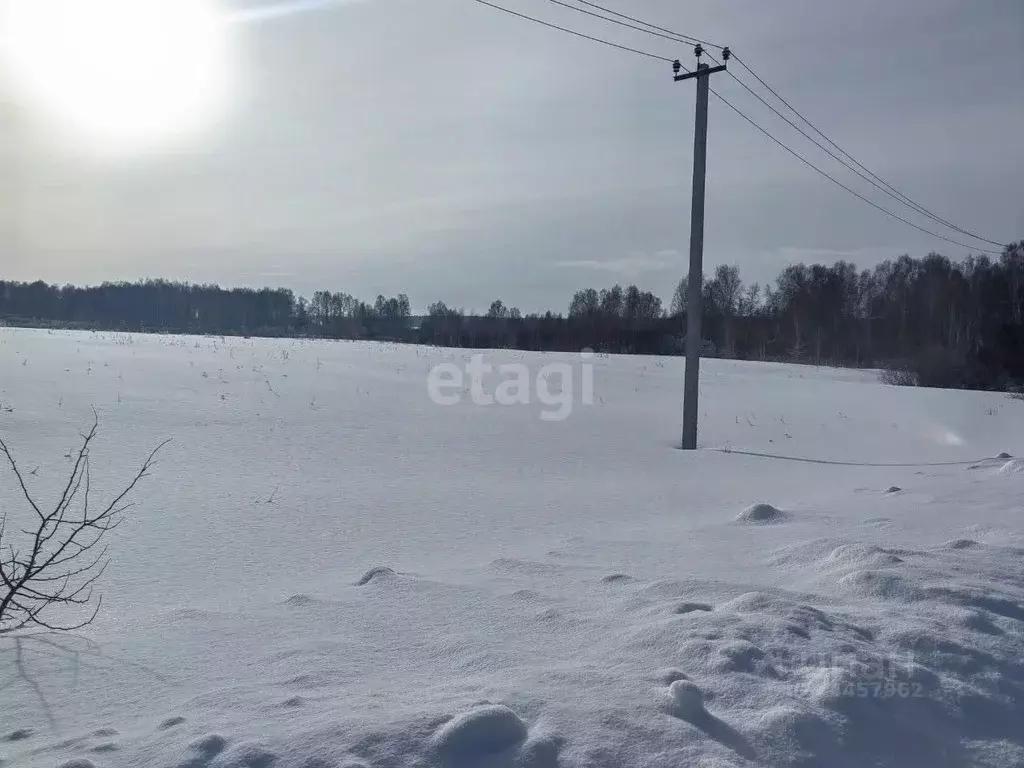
[2,241,1022,390]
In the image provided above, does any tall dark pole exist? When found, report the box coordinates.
[674,46,729,450]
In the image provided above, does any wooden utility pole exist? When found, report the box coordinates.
[675,45,729,450]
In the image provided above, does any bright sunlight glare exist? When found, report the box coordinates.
[0,0,231,152]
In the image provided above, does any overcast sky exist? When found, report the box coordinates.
[2,0,1022,313]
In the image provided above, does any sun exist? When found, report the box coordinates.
[1,0,230,151]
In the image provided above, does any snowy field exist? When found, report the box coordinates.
[1,327,1023,768]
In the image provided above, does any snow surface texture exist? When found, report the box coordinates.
[1,328,1023,768]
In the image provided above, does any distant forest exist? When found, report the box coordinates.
[2,242,1023,391]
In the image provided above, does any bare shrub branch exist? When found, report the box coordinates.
[0,414,169,633]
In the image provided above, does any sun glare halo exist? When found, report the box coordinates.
[1,0,231,152]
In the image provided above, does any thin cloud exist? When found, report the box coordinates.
[228,0,365,24]
[555,253,675,278]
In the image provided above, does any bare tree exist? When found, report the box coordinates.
[0,415,168,633]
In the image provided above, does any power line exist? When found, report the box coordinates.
[554,1,1006,250]
[569,0,725,50]
[712,447,1000,468]
[708,82,1003,256]
[472,0,673,62]
[472,1,1005,255]
[730,54,1007,249]
[671,59,1002,255]
[540,0,711,49]
[718,60,1006,244]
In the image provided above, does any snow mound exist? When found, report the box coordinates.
[720,590,793,614]
[282,594,320,607]
[837,569,923,601]
[673,601,713,614]
[665,679,705,720]
[518,732,563,767]
[735,503,787,524]
[657,668,690,685]
[754,706,836,758]
[174,733,229,767]
[354,566,396,586]
[5,728,33,741]
[209,741,278,768]
[952,607,1003,634]
[785,604,844,635]
[601,573,632,583]
[159,717,186,730]
[798,665,860,708]
[711,640,773,675]
[432,705,528,758]
[534,606,562,622]
[944,538,980,549]
[824,542,905,569]
[996,459,1024,475]
[510,589,542,601]
[885,485,902,493]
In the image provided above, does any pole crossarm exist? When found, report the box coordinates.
[674,63,726,81]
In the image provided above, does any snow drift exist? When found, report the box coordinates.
[1,328,1022,767]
